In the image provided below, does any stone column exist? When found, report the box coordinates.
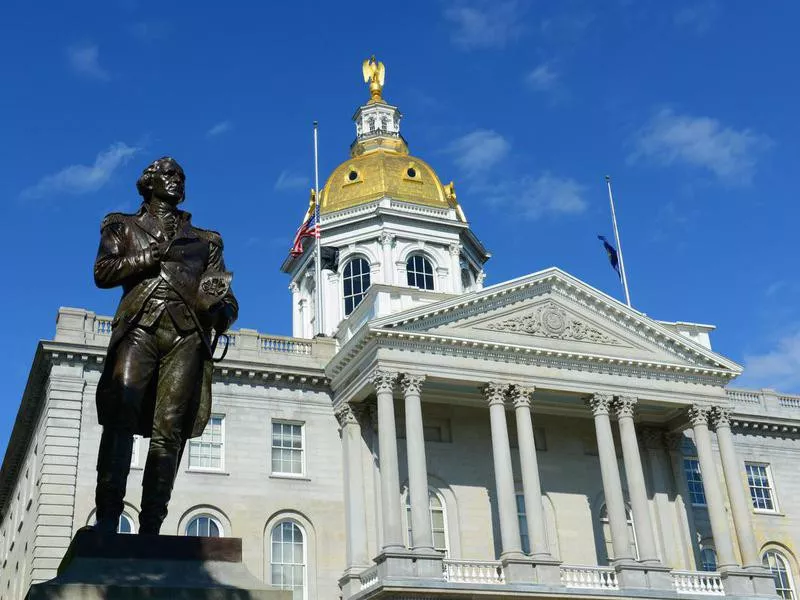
[588,393,634,563]
[713,408,760,568]
[664,433,699,570]
[485,383,523,559]
[510,386,550,558]
[401,375,434,552]
[372,370,404,552]
[687,405,737,568]
[335,402,370,596]
[614,396,659,564]
[448,243,462,294]
[289,282,302,338]
[380,233,395,285]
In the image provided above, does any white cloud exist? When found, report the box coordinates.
[67,43,110,81]
[206,121,232,137]
[274,170,310,192]
[674,1,718,34]
[631,108,771,185]
[443,1,525,49]
[740,329,800,392]
[525,63,559,92]
[21,142,139,200]
[479,172,587,220]
[446,129,510,173]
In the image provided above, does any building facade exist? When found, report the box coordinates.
[1,63,799,600]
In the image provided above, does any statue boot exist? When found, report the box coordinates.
[94,428,134,533]
[138,441,184,535]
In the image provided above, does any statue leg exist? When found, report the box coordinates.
[94,326,157,533]
[139,318,203,535]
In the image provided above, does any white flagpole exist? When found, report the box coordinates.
[605,175,631,307]
[313,121,324,335]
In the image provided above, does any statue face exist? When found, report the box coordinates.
[150,159,185,204]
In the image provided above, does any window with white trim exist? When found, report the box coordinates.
[342,258,370,316]
[599,503,638,562]
[188,415,225,471]
[271,520,306,600]
[746,463,777,511]
[404,488,448,555]
[118,513,135,534]
[406,255,434,290]
[186,515,223,537]
[271,421,304,476]
[763,550,796,600]
[683,458,706,505]
[700,547,718,572]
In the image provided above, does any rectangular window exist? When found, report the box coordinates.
[271,421,304,476]
[684,458,706,506]
[516,493,530,554]
[746,463,776,511]
[188,415,225,471]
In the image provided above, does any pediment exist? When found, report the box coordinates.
[369,268,741,375]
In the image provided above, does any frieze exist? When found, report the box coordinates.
[478,301,623,346]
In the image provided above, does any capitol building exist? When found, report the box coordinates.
[1,62,800,600]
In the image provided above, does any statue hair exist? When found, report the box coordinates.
[136,156,180,199]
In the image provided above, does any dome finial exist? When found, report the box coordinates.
[362,55,386,103]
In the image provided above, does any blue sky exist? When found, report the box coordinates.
[2,0,799,452]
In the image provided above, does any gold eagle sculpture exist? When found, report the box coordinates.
[362,55,386,102]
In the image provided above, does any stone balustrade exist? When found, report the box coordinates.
[443,559,505,584]
[359,565,379,591]
[727,387,800,415]
[560,565,619,590]
[672,571,725,595]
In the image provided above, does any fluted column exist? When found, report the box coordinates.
[688,405,737,568]
[510,386,550,558]
[713,408,760,567]
[380,233,395,285]
[401,374,434,552]
[448,243,462,294]
[589,393,634,563]
[615,396,659,564]
[335,402,370,570]
[485,382,523,559]
[372,370,404,551]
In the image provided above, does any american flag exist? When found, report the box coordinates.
[290,212,319,256]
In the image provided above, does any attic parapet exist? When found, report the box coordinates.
[727,387,800,419]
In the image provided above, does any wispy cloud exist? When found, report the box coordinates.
[443,0,525,49]
[206,121,232,137]
[479,172,587,220]
[445,129,510,173]
[525,63,559,92]
[21,142,139,200]
[630,108,772,185]
[740,328,800,392]
[674,1,718,34]
[67,43,110,81]
[274,170,310,192]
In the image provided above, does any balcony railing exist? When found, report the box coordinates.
[360,564,379,591]
[560,565,619,590]
[672,570,724,595]
[443,559,505,585]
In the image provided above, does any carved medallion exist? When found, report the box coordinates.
[481,301,621,345]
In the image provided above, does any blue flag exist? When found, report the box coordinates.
[598,235,621,279]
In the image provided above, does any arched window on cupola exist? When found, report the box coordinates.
[406,255,435,291]
[342,257,371,316]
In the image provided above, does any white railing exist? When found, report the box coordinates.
[727,389,762,405]
[672,570,725,595]
[443,559,505,584]
[359,565,379,591]
[259,335,312,355]
[778,395,800,409]
[96,317,113,335]
[560,565,619,590]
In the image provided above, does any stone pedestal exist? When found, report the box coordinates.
[501,556,563,585]
[375,549,444,580]
[614,562,674,590]
[27,528,290,600]
[720,566,779,598]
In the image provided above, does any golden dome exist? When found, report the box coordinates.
[319,149,451,215]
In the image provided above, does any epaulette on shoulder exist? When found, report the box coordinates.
[195,227,223,248]
[100,212,131,230]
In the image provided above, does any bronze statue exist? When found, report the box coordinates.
[93,157,238,535]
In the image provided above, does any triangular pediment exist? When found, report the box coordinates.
[368,268,741,376]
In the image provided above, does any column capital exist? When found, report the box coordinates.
[379,232,396,246]
[371,369,398,393]
[400,374,426,396]
[484,382,510,407]
[687,404,712,427]
[664,432,686,452]
[588,392,613,416]
[614,395,638,419]
[711,407,733,429]
[334,402,359,429]
[288,282,300,293]
[640,426,666,450]
[509,385,534,409]
[448,242,462,256]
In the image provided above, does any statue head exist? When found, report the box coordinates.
[136,157,185,205]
